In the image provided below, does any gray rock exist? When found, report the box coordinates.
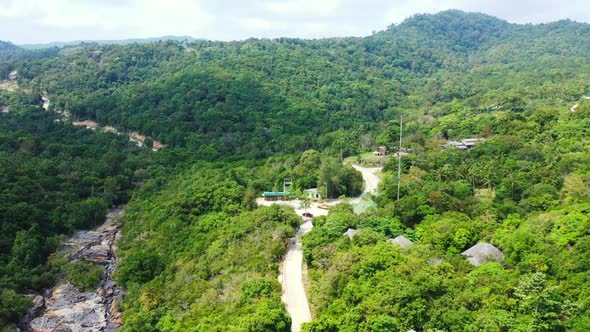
[82,244,111,264]
[23,295,45,321]
[29,209,125,332]
[29,283,106,332]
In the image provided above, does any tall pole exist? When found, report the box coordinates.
[397,115,403,201]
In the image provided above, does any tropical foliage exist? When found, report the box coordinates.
[0,9,589,331]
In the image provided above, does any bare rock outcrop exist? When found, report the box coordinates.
[26,209,125,332]
[30,283,106,332]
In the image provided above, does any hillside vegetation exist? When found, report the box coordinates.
[0,99,152,326]
[0,10,589,331]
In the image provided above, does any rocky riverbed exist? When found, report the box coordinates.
[25,209,125,332]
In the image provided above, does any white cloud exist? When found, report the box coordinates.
[1,0,212,41]
[127,0,213,37]
[264,0,341,17]
[239,17,276,31]
[383,0,475,25]
[0,0,43,17]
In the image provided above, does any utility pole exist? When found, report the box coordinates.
[397,115,403,201]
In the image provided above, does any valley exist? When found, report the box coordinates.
[1,9,590,332]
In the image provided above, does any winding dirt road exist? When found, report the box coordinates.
[39,95,164,150]
[272,164,382,332]
[351,165,382,198]
[569,95,590,112]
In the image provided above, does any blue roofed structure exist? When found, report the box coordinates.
[262,191,291,201]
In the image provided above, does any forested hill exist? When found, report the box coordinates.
[3,10,589,160]
[0,41,18,52]
[389,10,512,50]
[1,9,590,331]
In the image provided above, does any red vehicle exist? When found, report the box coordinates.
[302,212,313,218]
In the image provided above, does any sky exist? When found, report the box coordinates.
[1,0,589,44]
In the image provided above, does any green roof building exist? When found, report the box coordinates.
[262,191,291,201]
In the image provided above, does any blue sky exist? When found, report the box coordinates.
[1,0,589,44]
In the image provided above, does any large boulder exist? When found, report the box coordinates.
[82,244,112,264]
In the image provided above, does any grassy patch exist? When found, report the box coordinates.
[345,152,389,167]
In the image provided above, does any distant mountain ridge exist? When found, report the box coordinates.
[0,40,19,52]
[8,10,590,51]
[18,35,198,49]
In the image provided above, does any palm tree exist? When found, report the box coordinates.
[440,163,457,181]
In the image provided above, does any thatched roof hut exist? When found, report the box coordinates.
[343,228,360,240]
[387,235,413,248]
[461,242,504,266]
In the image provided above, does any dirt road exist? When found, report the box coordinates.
[279,220,313,332]
[570,95,590,112]
[40,94,165,150]
[42,96,50,111]
[257,199,324,331]
[351,164,382,198]
[350,165,382,213]
[264,163,382,331]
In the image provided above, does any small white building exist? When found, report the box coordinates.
[373,145,387,156]
[305,188,321,200]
